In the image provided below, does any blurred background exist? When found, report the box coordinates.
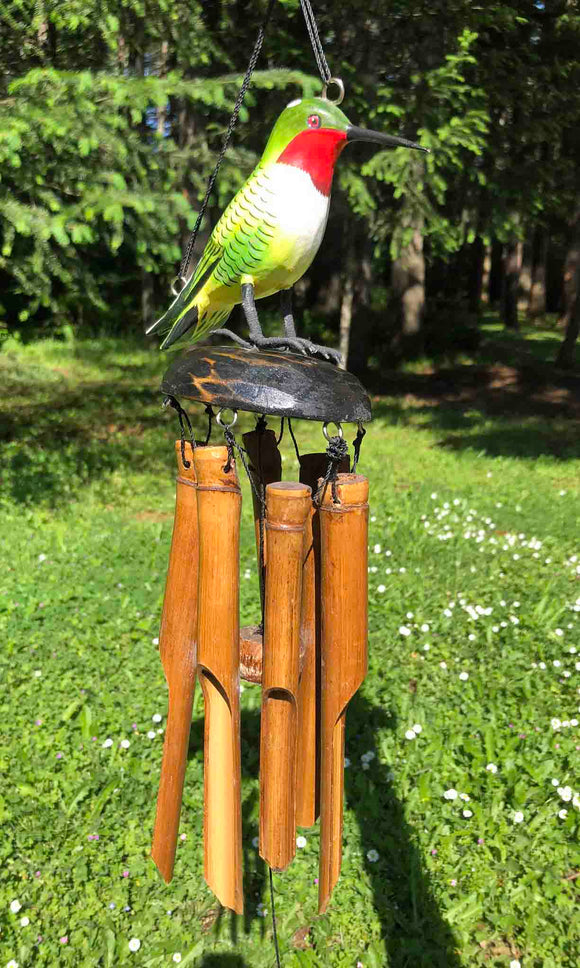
[1,0,579,373]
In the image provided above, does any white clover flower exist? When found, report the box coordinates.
[513,811,524,824]
[152,713,162,723]
[344,757,351,768]
[256,903,268,917]
[405,729,416,740]
[367,849,379,862]
[147,730,156,739]
[412,724,422,734]
[553,660,561,668]
[399,626,411,637]
[102,738,113,748]
[439,661,447,669]
[7,961,19,968]
[38,554,47,562]
[459,793,470,801]
[430,492,437,499]
[120,740,130,749]
[34,670,42,678]
[558,786,573,802]
[296,835,307,848]
[252,836,259,848]
[571,719,578,727]
[558,809,568,820]
[539,662,546,669]
[486,763,498,774]
[19,917,29,927]
[462,809,473,818]
[443,789,458,800]
[550,718,561,730]
[459,672,469,681]
[510,961,521,968]
[373,544,381,554]
[551,778,560,786]
[128,938,141,952]
[420,623,430,632]
[443,609,453,618]
[173,954,182,964]
[377,584,386,593]
[362,762,370,770]
[555,628,564,636]
[152,637,159,646]
[9,901,22,914]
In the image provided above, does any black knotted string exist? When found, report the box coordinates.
[203,405,214,445]
[316,433,349,505]
[352,423,366,473]
[163,395,195,468]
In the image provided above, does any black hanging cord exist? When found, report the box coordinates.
[203,405,214,445]
[163,395,195,468]
[269,867,282,968]
[352,424,366,473]
[316,434,349,505]
[276,416,285,445]
[299,0,331,83]
[179,0,277,282]
[288,417,301,462]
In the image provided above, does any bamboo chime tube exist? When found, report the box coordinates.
[194,445,243,913]
[296,453,349,828]
[260,482,311,871]
[318,473,369,914]
[152,441,199,883]
[242,426,282,601]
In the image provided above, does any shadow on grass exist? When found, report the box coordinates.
[345,693,461,968]
[369,363,580,461]
[198,957,249,967]
[189,697,460,967]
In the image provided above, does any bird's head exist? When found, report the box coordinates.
[261,96,426,195]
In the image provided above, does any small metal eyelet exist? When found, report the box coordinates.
[322,421,343,441]
[216,408,238,429]
[171,275,187,297]
[321,77,345,105]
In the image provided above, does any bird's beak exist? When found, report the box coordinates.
[346,125,428,152]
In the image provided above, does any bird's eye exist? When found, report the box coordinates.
[307,114,321,129]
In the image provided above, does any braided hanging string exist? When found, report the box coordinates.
[163,396,195,468]
[316,433,349,505]
[352,424,366,472]
[203,405,214,446]
[178,0,277,282]
[299,0,331,82]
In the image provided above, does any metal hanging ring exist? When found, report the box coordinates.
[216,407,238,429]
[171,275,187,298]
[321,77,345,105]
[322,420,343,441]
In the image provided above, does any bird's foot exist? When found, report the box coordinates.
[250,335,342,366]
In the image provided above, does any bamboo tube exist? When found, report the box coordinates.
[296,453,349,828]
[318,473,369,914]
[260,482,311,871]
[242,426,282,605]
[152,441,198,883]
[194,445,243,913]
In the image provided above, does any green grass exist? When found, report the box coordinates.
[1,333,579,968]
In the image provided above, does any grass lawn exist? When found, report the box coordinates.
[0,329,579,968]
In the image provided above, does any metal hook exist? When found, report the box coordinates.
[171,275,187,298]
[216,407,238,430]
[322,421,343,441]
[321,77,345,105]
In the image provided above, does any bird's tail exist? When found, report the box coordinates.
[146,258,219,349]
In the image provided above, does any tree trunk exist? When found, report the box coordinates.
[518,239,533,311]
[489,240,503,306]
[468,236,485,314]
[501,240,522,330]
[338,236,356,370]
[142,270,154,331]
[481,243,492,305]
[391,216,425,351]
[555,212,580,368]
[528,226,548,318]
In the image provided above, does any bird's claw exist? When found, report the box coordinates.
[248,335,341,365]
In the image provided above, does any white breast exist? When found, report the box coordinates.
[269,163,330,268]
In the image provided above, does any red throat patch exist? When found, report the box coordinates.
[277,129,347,196]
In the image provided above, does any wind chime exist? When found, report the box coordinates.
[146,0,424,923]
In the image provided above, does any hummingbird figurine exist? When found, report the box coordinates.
[148,96,426,363]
